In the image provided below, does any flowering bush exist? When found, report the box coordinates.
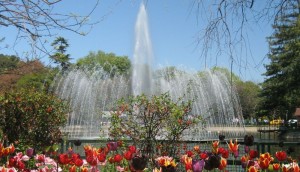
[109,93,203,162]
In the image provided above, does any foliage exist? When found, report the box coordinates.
[16,68,59,91]
[259,8,300,118]
[0,89,69,152]
[109,93,203,162]
[0,59,53,94]
[76,50,131,76]
[236,81,261,119]
[0,54,20,73]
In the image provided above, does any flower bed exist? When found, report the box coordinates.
[1,135,300,172]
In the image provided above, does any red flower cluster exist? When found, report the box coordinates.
[83,142,139,171]
[58,149,84,171]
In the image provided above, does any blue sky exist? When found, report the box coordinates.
[1,0,272,83]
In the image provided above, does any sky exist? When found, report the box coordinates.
[1,0,273,83]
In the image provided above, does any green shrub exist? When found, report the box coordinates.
[0,89,69,151]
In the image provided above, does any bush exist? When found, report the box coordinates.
[109,93,203,161]
[0,89,69,151]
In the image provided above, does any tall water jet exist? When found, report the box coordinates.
[132,3,153,96]
[53,2,245,140]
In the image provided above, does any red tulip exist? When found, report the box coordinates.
[200,152,208,159]
[275,151,287,162]
[8,157,16,167]
[221,149,229,159]
[97,152,106,162]
[124,150,133,160]
[58,153,71,165]
[128,145,136,153]
[249,150,258,159]
[114,154,123,163]
[186,150,193,157]
[86,156,97,166]
[74,158,83,167]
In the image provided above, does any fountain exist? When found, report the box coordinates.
[53,2,245,140]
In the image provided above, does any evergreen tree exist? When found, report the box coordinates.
[259,2,300,119]
[50,37,71,70]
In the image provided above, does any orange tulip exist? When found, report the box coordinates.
[184,157,192,171]
[81,167,89,172]
[212,141,219,154]
[259,152,274,162]
[273,163,281,171]
[218,158,227,170]
[258,157,271,169]
[2,147,10,156]
[241,155,249,163]
[9,144,15,154]
[193,145,200,153]
[228,139,239,153]
[69,165,76,172]
[248,166,258,172]
[293,162,300,172]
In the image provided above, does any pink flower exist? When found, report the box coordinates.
[116,165,125,171]
[21,155,30,161]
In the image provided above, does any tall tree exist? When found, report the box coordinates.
[50,37,71,70]
[259,3,300,118]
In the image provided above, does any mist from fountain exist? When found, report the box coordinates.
[53,2,245,140]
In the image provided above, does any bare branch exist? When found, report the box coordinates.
[193,0,299,74]
[0,0,101,57]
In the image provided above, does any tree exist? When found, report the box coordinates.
[0,54,20,74]
[16,68,58,91]
[0,0,99,54]
[0,60,47,94]
[50,37,71,70]
[259,4,300,119]
[236,81,261,119]
[76,51,131,76]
